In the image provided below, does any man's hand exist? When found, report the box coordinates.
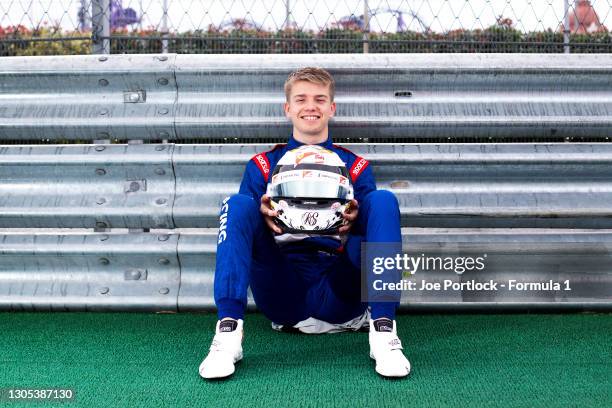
[338,199,359,235]
[260,194,283,234]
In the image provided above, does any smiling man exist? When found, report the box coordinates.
[199,67,411,379]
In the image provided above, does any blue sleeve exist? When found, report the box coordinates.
[238,159,267,202]
[351,160,377,236]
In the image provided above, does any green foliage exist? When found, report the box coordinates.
[1,24,610,55]
[0,25,90,56]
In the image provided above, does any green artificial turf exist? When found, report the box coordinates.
[0,312,610,408]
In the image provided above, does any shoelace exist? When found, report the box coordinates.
[388,337,402,350]
[373,331,403,351]
[209,332,241,353]
[209,338,231,353]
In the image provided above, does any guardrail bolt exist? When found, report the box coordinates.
[96,197,107,205]
[155,198,168,205]
[157,78,169,86]
[159,288,170,295]
[98,109,108,116]
[158,258,170,265]
[158,235,170,242]
[157,56,168,62]
[158,108,169,115]
[128,93,140,103]
[128,181,140,192]
[155,145,165,151]
[394,90,412,97]
[95,221,107,229]
[155,168,166,176]
[99,234,110,242]
[99,287,110,294]
[95,145,106,151]
[126,269,142,280]
[95,168,106,176]
[99,79,109,87]
[98,56,108,62]
[98,257,110,265]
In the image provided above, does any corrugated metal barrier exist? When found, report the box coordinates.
[0,54,611,311]
[1,54,611,141]
[1,143,611,311]
[2,143,612,229]
[1,228,611,311]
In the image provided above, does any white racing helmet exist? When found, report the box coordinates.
[266,145,354,235]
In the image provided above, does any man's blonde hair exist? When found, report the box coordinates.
[284,67,335,101]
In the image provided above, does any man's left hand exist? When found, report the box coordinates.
[338,199,359,235]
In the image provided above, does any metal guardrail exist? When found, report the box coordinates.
[1,54,611,141]
[0,144,175,229]
[2,143,612,229]
[0,232,180,311]
[1,54,611,311]
[0,229,610,311]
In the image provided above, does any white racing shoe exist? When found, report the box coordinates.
[199,318,243,379]
[368,318,411,378]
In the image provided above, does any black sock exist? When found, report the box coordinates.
[219,319,238,332]
[373,318,393,332]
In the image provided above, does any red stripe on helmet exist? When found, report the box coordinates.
[349,157,369,182]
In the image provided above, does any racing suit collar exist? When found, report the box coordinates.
[288,134,333,150]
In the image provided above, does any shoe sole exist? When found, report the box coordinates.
[370,350,410,378]
[375,368,411,378]
[199,353,243,380]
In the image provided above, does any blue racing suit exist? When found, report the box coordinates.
[214,135,401,325]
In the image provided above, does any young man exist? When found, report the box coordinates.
[199,67,410,379]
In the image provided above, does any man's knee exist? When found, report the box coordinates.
[217,194,260,245]
[359,190,401,242]
[363,190,399,212]
[220,194,259,218]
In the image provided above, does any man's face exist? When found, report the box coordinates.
[284,80,336,139]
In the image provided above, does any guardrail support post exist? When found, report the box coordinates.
[563,0,571,54]
[126,139,148,233]
[92,0,110,54]
[161,0,169,54]
[363,0,370,53]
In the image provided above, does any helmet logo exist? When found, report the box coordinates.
[295,151,325,165]
[301,212,319,226]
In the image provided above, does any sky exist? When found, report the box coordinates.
[0,0,610,34]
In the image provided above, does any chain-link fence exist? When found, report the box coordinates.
[1,1,610,55]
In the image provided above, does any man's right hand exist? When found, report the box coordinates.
[260,194,282,234]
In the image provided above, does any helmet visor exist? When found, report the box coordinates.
[270,168,351,199]
[270,179,351,200]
